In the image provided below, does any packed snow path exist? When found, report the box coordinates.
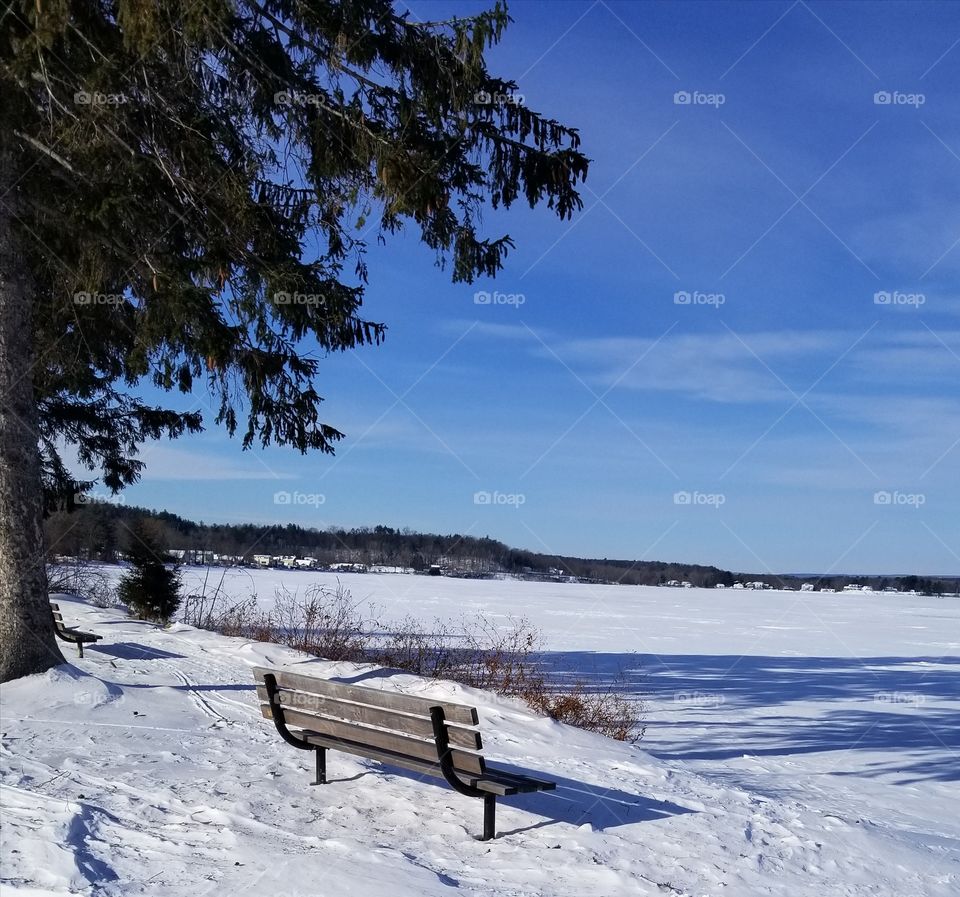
[1,594,957,896]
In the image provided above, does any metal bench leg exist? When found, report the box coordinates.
[77,642,84,659]
[311,747,326,786]
[482,794,496,841]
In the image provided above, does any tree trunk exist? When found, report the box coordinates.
[0,136,64,681]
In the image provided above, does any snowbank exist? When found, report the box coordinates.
[1,595,957,896]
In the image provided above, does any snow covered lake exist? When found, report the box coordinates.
[2,570,957,895]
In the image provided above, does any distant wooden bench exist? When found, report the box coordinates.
[254,667,555,841]
[51,602,102,658]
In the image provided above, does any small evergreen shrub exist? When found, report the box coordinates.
[118,524,182,622]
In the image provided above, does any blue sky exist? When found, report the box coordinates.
[110,1,960,575]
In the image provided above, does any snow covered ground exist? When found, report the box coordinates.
[2,573,957,896]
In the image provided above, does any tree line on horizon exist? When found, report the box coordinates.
[48,502,958,595]
[46,501,736,587]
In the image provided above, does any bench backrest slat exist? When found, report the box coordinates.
[252,667,478,726]
[302,731,445,779]
[258,703,485,775]
[254,684,482,751]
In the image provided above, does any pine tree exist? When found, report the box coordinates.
[117,524,182,623]
[0,1,589,680]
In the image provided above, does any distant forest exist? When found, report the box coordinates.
[45,501,959,595]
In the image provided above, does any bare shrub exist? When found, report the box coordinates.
[269,582,370,661]
[181,592,263,637]
[47,559,117,607]
[373,615,459,679]
[523,679,645,744]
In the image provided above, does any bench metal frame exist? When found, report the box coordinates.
[259,670,555,841]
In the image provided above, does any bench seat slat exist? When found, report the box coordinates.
[253,667,478,726]
[255,685,481,751]
[466,767,557,794]
[259,703,485,775]
[55,627,101,643]
[299,731,549,798]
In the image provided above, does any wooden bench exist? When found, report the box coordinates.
[254,667,555,841]
[51,602,102,658]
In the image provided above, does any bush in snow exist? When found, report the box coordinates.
[118,523,182,622]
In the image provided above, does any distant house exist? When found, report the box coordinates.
[800,583,815,592]
[732,582,745,589]
[714,583,726,589]
[428,565,443,576]
[681,581,693,589]
[252,554,272,568]
[329,562,367,574]
[294,557,318,569]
